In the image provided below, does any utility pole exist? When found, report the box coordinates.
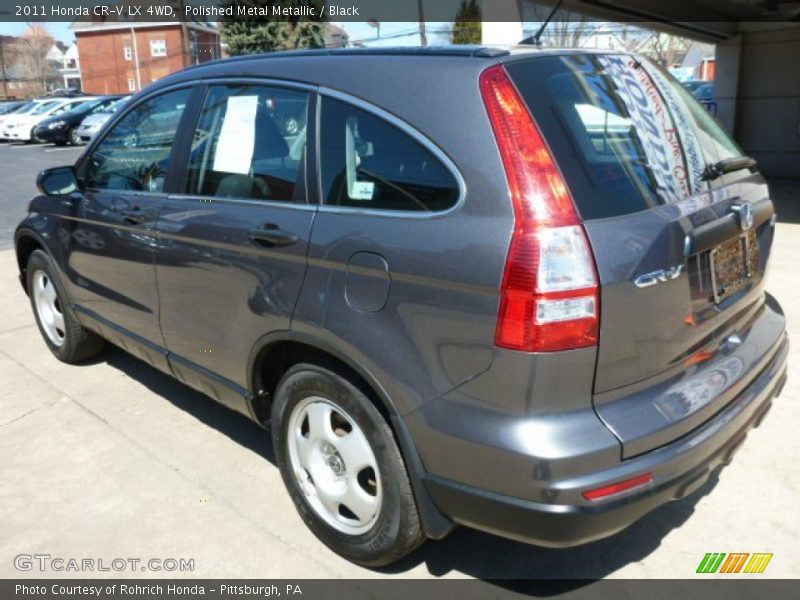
[0,37,7,99]
[130,27,141,91]
[417,0,427,46]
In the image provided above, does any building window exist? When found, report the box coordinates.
[150,39,166,57]
[124,47,132,61]
[128,78,136,92]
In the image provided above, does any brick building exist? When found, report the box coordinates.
[72,21,220,95]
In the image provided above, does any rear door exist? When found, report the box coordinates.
[154,81,315,412]
[506,54,782,457]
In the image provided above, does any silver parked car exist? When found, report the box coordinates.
[76,96,131,144]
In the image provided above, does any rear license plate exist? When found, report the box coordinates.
[710,229,760,304]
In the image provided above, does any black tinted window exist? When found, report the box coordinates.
[85,89,190,193]
[186,85,308,202]
[320,98,459,212]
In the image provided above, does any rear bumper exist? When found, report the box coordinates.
[422,332,787,547]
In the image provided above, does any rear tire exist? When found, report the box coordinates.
[26,250,104,363]
[272,363,424,566]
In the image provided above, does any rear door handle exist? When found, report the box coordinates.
[684,198,773,256]
[247,225,298,247]
[121,209,150,224]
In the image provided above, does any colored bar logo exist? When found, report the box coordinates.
[696,553,773,574]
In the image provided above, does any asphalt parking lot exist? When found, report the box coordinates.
[0,142,797,580]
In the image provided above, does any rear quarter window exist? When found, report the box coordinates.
[319,97,460,212]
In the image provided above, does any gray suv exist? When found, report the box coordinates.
[15,47,788,566]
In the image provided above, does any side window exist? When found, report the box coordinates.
[84,88,190,193]
[185,84,308,202]
[319,98,460,212]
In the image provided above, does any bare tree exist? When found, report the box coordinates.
[14,24,59,94]
[640,32,689,68]
[615,29,690,68]
[526,5,598,48]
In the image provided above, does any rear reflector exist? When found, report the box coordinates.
[480,64,599,352]
[582,473,653,501]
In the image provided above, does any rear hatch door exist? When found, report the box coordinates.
[506,53,782,457]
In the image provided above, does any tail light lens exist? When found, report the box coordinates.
[480,64,599,352]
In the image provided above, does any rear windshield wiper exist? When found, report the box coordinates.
[702,156,757,181]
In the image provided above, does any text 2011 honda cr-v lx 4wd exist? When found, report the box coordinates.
[15,47,788,566]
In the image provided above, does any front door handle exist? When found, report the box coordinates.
[121,208,149,225]
[247,225,299,247]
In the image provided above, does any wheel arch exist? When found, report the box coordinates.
[247,331,398,425]
[14,229,50,295]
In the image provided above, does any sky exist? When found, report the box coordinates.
[0,21,75,43]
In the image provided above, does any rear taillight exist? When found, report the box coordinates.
[480,64,599,352]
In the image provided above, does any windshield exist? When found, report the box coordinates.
[107,98,130,113]
[13,101,39,115]
[682,81,705,92]
[70,99,104,115]
[32,101,61,115]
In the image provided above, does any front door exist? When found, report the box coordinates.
[154,82,315,411]
[64,87,193,369]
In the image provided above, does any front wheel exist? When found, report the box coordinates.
[272,364,424,566]
[69,127,82,146]
[26,250,104,363]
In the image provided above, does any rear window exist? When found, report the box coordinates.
[506,54,744,220]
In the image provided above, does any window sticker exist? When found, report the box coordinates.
[212,95,257,175]
[345,116,375,200]
[640,59,706,195]
[596,55,688,202]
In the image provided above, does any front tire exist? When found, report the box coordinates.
[26,250,104,363]
[272,364,424,566]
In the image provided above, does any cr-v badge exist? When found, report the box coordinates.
[634,264,685,288]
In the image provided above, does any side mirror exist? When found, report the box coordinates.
[36,166,79,196]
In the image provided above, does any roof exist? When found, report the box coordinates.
[174,44,618,78]
[72,20,218,36]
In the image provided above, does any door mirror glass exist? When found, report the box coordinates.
[37,166,78,195]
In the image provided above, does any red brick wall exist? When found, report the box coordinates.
[77,26,220,95]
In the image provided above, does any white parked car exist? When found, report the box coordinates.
[0,99,54,140]
[1,97,94,143]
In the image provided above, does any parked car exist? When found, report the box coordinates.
[692,82,715,103]
[47,87,84,98]
[0,100,26,115]
[683,79,715,103]
[0,99,53,140]
[76,96,131,144]
[15,48,787,567]
[1,97,93,143]
[34,96,124,146]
